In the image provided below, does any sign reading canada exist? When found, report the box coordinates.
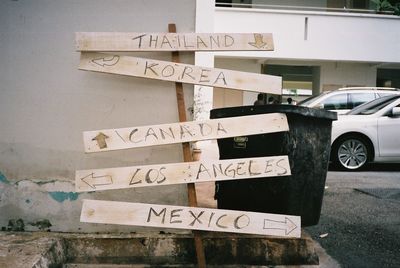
[75,155,291,192]
[81,200,301,238]
[79,52,282,94]
[84,113,288,152]
[76,32,274,51]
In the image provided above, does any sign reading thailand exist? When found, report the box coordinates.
[83,113,289,152]
[76,32,274,51]
[79,52,282,94]
[75,155,291,192]
[81,200,301,238]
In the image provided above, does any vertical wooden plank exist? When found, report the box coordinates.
[169,23,206,268]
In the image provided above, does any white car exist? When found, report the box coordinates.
[298,87,400,114]
[330,95,400,170]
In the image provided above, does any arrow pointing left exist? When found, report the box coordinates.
[80,173,113,189]
[91,55,120,67]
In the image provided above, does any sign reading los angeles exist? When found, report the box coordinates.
[83,113,289,152]
[79,52,282,94]
[76,32,274,51]
[75,155,291,192]
[81,200,301,238]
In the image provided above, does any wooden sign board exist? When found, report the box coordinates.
[79,52,282,94]
[81,200,301,238]
[76,32,274,51]
[83,113,289,153]
[75,155,291,192]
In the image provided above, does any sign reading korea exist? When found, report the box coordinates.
[79,52,282,94]
[76,32,274,51]
[81,200,301,238]
[75,155,291,192]
[83,113,289,153]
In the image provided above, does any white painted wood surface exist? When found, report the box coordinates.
[81,200,301,238]
[79,52,282,94]
[75,155,291,192]
[83,113,288,153]
[76,32,274,51]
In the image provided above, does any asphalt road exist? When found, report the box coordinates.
[305,164,400,268]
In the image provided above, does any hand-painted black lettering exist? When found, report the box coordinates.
[212,164,224,178]
[199,69,211,83]
[183,35,195,48]
[129,129,143,143]
[195,163,212,180]
[157,167,167,184]
[181,66,195,80]
[264,160,274,174]
[236,162,246,176]
[217,122,228,134]
[249,160,262,176]
[196,36,208,48]
[145,128,158,141]
[145,169,159,184]
[224,35,234,47]
[132,34,147,48]
[146,207,166,224]
[161,35,173,48]
[276,158,289,175]
[149,35,158,48]
[199,122,212,136]
[234,214,250,229]
[216,214,228,229]
[180,125,194,139]
[209,36,220,49]
[129,168,142,185]
[170,209,183,224]
[214,71,228,86]
[144,61,159,76]
[189,210,204,226]
[224,163,236,178]
[161,65,175,77]
[159,127,175,140]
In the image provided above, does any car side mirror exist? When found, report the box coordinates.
[390,107,400,117]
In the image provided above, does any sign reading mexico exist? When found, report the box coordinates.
[81,200,301,238]
[75,155,291,192]
[83,113,289,152]
[79,52,282,94]
[76,32,274,51]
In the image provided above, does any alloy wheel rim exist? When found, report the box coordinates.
[338,139,368,169]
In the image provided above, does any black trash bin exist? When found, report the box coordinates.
[210,104,337,227]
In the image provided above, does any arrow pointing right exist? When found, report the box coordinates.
[263,217,298,235]
[80,173,113,189]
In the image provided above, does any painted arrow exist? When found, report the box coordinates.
[91,55,120,67]
[263,217,298,235]
[80,173,113,189]
[248,34,268,49]
[92,132,109,149]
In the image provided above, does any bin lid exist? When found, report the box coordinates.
[210,104,337,121]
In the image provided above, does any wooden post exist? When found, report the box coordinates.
[169,23,206,268]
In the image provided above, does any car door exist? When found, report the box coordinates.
[377,101,400,157]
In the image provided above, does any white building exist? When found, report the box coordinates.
[195,0,400,112]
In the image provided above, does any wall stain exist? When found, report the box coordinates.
[48,191,79,203]
[0,171,10,184]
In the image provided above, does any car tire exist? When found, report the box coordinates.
[332,135,371,171]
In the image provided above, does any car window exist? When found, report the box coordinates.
[320,94,348,110]
[348,93,376,109]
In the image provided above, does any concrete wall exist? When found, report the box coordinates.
[0,0,196,233]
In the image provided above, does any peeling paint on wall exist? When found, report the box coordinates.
[0,171,10,184]
[48,191,79,203]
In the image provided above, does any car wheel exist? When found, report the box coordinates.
[332,136,370,171]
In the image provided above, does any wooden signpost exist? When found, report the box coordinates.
[79,52,282,94]
[76,32,274,51]
[75,27,300,267]
[84,113,289,153]
[81,200,301,238]
[76,155,291,192]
